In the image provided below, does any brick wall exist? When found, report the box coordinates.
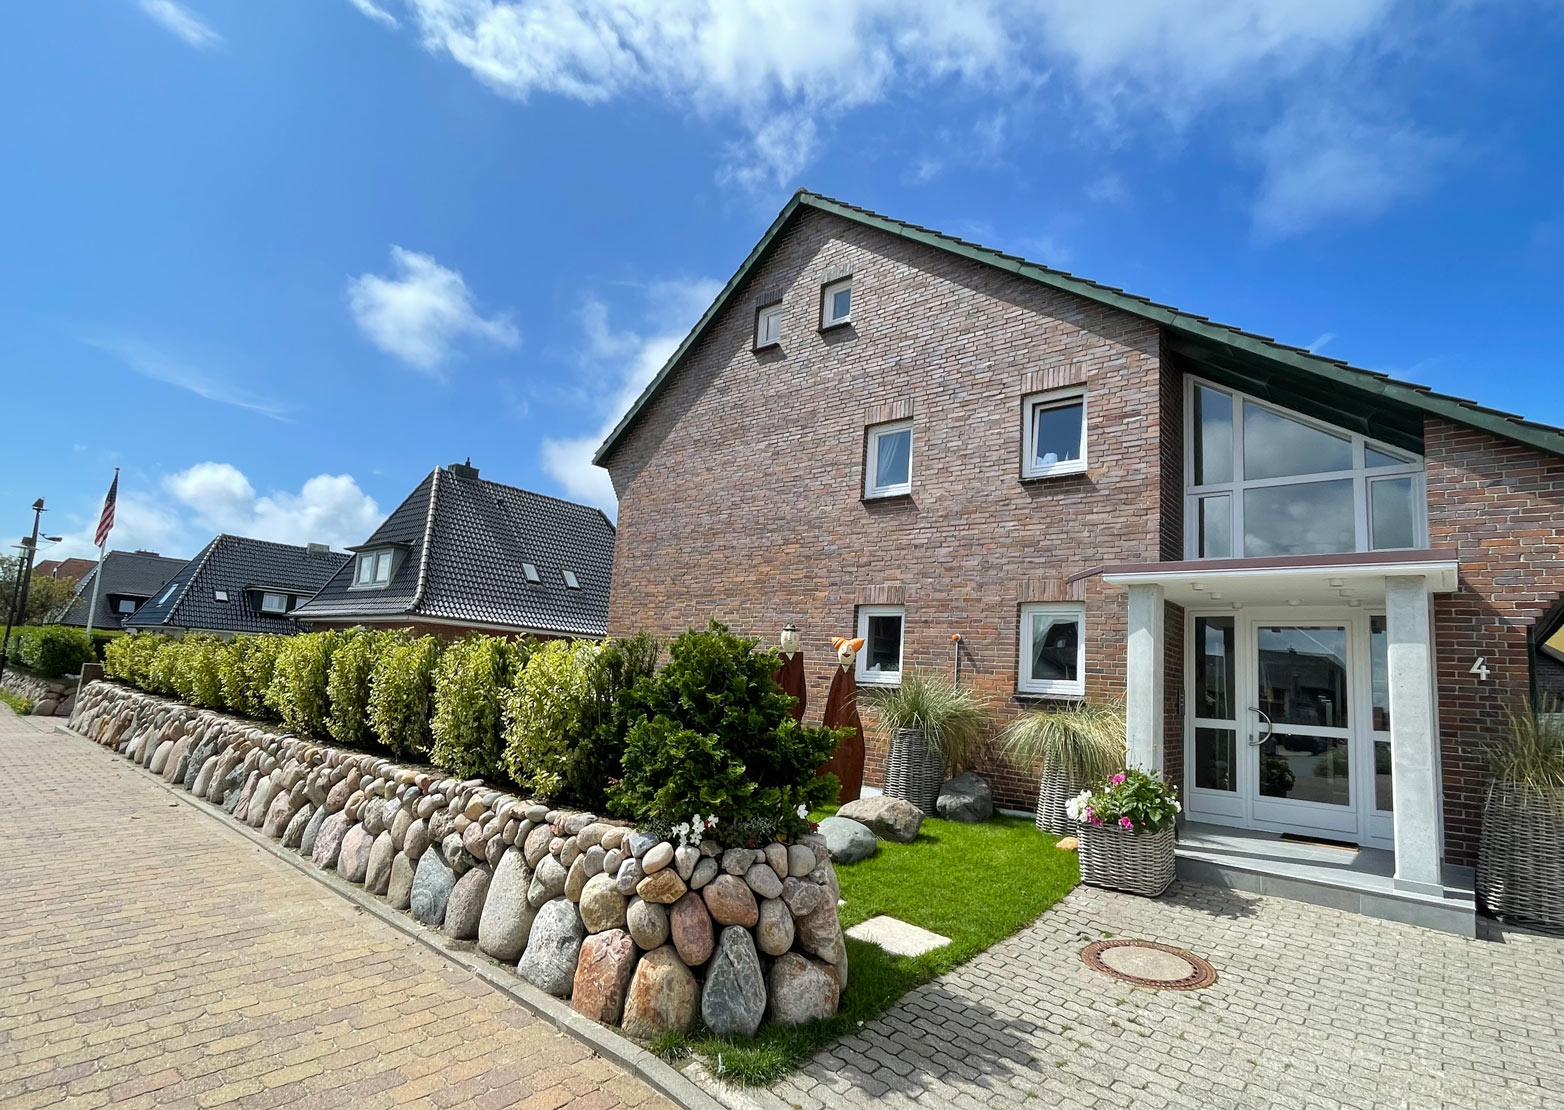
[603,208,1170,810]
[1424,416,1564,865]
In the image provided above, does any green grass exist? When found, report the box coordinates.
[0,689,33,715]
[671,806,1079,1085]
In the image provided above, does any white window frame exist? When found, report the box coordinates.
[260,592,289,614]
[1018,602,1086,697]
[755,303,783,349]
[821,277,852,328]
[864,419,913,499]
[1183,375,1427,560]
[856,604,904,687]
[1022,387,1088,479]
[353,549,395,589]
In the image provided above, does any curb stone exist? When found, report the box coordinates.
[53,721,727,1110]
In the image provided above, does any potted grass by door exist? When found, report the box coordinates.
[998,701,1126,835]
[1476,702,1564,928]
[1067,769,1181,896]
[869,672,989,815]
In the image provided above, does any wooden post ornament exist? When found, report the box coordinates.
[818,635,867,804]
[774,623,807,723]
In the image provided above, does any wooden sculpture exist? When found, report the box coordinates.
[819,635,866,804]
[774,623,807,722]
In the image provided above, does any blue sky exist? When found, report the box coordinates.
[4,1,1562,562]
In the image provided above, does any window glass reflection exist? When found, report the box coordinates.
[1195,728,1236,792]
[1244,479,1354,556]
[1258,734,1351,806]
[1194,617,1235,720]
[1243,404,1353,480]
[1370,476,1416,550]
[1193,386,1233,484]
[1257,625,1348,728]
[1031,615,1079,683]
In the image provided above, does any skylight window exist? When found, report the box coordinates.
[214,590,228,602]
[156,583,178,605]
[562,570,580,590]
[523,563,540,584]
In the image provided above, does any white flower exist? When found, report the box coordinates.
[706,814,719,827]
[796,804,809,820]
[1064,790,1094,822]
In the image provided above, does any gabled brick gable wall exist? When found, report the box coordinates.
[1424,416,1564,866]
[603,208,1172,809]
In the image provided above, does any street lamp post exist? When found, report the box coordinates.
[0,499,47,687]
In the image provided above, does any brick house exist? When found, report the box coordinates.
[596,191,1564,934]
[292,461,614,641]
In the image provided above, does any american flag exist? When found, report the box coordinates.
[94,470,118,548]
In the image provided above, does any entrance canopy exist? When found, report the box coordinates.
[1095,549,1460,608]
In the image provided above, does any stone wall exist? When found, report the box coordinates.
[1,667,77,716]
[69,681,846,1038]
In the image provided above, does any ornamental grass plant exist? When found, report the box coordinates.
[868,671,991,776]
[1489,699,1564,796]
[998,699,1126,781]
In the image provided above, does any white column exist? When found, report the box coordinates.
[1385,574,1443,895]
[1125,583,1165,773]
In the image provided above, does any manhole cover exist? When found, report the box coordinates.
[1081,940,1217,990]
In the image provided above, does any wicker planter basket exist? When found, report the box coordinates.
[884,727,944,815]
[1035,763,1095,835]
[1077,822,1176,897]
[1476,781,1564,928]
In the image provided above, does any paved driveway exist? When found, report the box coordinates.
[761,861,1564,1109]
[0,707,673,1110]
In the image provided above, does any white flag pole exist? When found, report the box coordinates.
[83,541,106,642]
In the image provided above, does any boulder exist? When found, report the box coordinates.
[669,892,714,966]
[642,841,674,874]
[479,849,538,962]
[579,873,628,934]
[635,868,687,905]
[148,739,175,776]
[621,945,699,1039]
[528,855,568,908]
[523,822,554,867]
[673,844,699,881]
[701,927,766,1038]
[299,806,328,857]
[365,831,396,895]
[388,852,416,911]
[781,876,825,918]
[281,803,315,851]
[444,865,490,940]
[744,862,783,900]
[936,772,994,823]
[518,898,585,998]
[626,897,669,951]
[819,816,878,863]
[702,874,759,928]
[689,856,718,891]
[571,929,637,1025]
[766,953,841,1027]
[755,897,795,956]
[615,858,644,896]
[411,850,456,927]
[311,811,350,869]
[441,833,474,876]
[403,818,429,863]
[838,796,923,843]
[337,824,374,883]
[796,900,848,987]
[564,855,590,902]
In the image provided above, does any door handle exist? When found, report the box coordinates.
[1247,706,1273,747]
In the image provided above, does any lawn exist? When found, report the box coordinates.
[664,805,1080,1085]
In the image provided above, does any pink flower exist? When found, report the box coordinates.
[1111,773,1127,785]
[1119,816,1134,831]
[1091,816,1104,826]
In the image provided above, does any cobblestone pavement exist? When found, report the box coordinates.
[766,869,1564,1109]
[0,708,675,1110]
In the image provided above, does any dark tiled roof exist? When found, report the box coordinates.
[124,535,348,635]
[57,551,187,629]
[595,189,1564,464]
[293,466,614,638]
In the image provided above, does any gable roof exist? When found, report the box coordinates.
[124,535,348,635]
[34,557,95,581]
[594,189,1564,465]
[291,464,615,638]
[56,550,188,628]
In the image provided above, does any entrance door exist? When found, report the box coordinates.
[1247,622,1357,838]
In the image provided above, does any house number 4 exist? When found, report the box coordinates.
[1470,657,1490,681]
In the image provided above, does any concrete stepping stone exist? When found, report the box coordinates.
[845,914,950,957]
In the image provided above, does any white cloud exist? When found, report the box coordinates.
[1251,104,1452,239]
[348,246,520,373]
[346,0,400,29]
[541,278,722,513]
[138,0,221,49]
[83,335,289,421]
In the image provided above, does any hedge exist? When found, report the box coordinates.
[368,634,440,759]
[432,634,526,780]
[5,625,95,678]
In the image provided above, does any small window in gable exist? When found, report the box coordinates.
[522,563,540,584]
[755,303,783,349]
[563,570,581,590]
[354,549,395,589]
[260,592,289,614]
[1023,388,1087,478]
[821,278,852,328]
[864,419,913,499]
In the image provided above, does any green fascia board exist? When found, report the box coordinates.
[593,190,1564,466]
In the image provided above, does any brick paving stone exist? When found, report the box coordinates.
[0,708,675,1110]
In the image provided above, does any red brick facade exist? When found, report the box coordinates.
[603,208,1173,809]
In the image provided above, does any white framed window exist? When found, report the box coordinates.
[864,419,913,498]
[562,570,581,590]
[1023,388,1087,478]
[213,590,228,603]
[522,563,540,584]
[821,278,852,328]
[1184,376,1426,559]
[1019,603,1085,697]
[755,303,783,349]
[856,605,904,686]
[115,598,137,614]
[354,549,395,589]
[260,592,289,614]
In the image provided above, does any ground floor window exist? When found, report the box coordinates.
[856,605,903,685]
[1018,603,1085,696]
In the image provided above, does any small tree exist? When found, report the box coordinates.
[368,634,440,759]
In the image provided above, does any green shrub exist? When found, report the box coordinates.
[104,632,165,688]
[432,634,528,780]
[369,634,440,759]
[564,633,659,810]
[173,636,225,709]
[327,629,388,747]
[7,625,95,678]
[503,639,601,797]
[609,622,841,843]
[218,635,282,719]
[146,637,184,696]
[266,631,338,736]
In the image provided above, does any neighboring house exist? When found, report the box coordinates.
[56,550,188,629]
[291,460,614,640]
[596,189,1564,935]
[124,535,347,637]
[34,557,96,581]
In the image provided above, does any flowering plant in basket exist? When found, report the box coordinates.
[1066,768,1180,834]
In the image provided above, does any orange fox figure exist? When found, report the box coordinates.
[819,636,866,804]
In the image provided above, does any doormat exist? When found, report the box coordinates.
[1279,833,1358,851]
[1081,940,1218,991]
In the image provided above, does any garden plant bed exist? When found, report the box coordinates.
[663,805,1080,1085]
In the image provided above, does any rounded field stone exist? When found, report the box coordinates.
[755,896,794,956]
[819,816,877,863]
[626,897,669,951]
[787,843,816,879]
[444,865,490,940]
[701,927,766,1038]
[636,869,687,905]
[282,803,315,851]
[411,850,456,927]
[517,898,585,997]
[642,842,674,874]
[689,857,718,891]
[479,849,538,963]
[388,852,416,911]
[571,929,637,1025]
[311,811,350,870]
[529,855,568,908]
[338,824,374,883]
[621,945,698,1040]
[365,831,396,896]
[745,863,783,901]
[669,892,713,966]
[579,873,628,934]
[702,874,759,928]
[766,953,840,1027]
[299,805,328,857]
[403,819,429,863]
[781,876,824,918]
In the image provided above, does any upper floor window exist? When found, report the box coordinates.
[260,592,290,614]
[856,604,903,686]
[864,419,913,498]
[155,582,178,605]
[213,590,228,603]
[354,549,395,589]
[1023,388,1087,478]
[821,278,852,328]
[1185,377,1425,559]
[755,303,783,349]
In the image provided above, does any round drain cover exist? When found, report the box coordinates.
[1081,940,1217,990]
